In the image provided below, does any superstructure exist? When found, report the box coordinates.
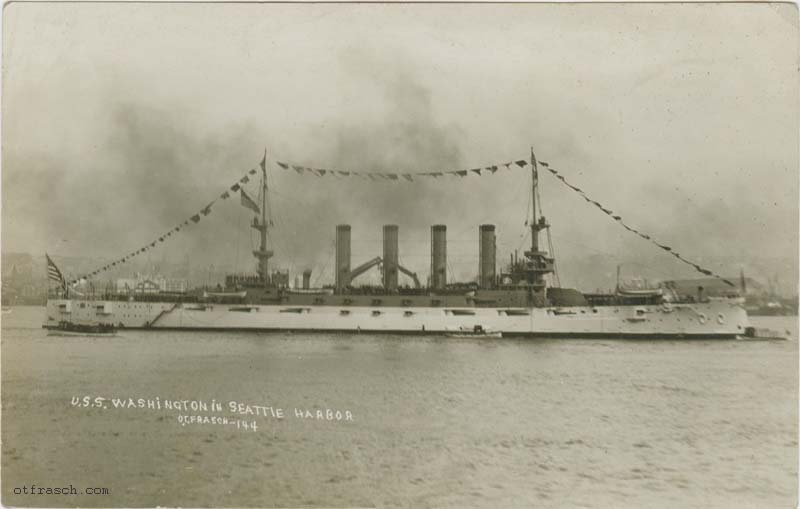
[44,148,750,338]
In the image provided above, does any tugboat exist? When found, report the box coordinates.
[43,147,755,339]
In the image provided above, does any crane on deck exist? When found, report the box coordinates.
[345,257,420,289]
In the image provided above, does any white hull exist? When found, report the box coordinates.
[47,330,117,337]
[44,299,750,338]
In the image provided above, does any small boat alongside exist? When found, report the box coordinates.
[445,325,502,339]
[738,326,790,341]
[47,321,117,337]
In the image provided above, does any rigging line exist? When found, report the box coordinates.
[265,228,281,266]
[524,176,532,226]
[256,186,262,251]
[262,199,286,272]
[312,241,335,288]
[249,214,256,264]
[235,197,243,275]
[73,164,254,283]
[516,229,531,254]
[534,158,544,218]
[546,226,561,288]
[550,229,683,280]
[535,179,543,217]
[265,172,275,228]
[542,165,736,288]
[265,163,280,227]
[440,174,531,240]
[536,165,558,285]
[446,259,458,285]
[547,233,686,281]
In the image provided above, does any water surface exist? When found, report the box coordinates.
[2,306,797,507]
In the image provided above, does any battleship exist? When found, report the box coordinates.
[44,149,756,339]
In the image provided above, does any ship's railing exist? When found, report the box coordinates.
[584,293,663,306]
[48,288,103,300]
[334,285,436,296]
[87,292,200,303]
[583,292,738,307]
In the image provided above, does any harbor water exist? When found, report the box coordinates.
[2,306,797,508]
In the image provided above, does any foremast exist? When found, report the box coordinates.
[251,151,273,287]
[524,148,555,294]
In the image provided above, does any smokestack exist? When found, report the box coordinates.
[302,269,311,290]
[383,225,399,291]
[479,224,496,289]
[335,225,351,292]
[430,225,447,290]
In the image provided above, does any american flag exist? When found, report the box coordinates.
[46,253,67,291]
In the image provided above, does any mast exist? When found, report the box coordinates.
[524,147,554,295]
[251,149,273,288]
[530,147,538,254]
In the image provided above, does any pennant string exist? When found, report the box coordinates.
[273,157,531,181]
[68,152,733,289]
[543,166,736,287]
[72,153,527,284]
[69,161,264,285]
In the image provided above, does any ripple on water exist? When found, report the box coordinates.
[0,308,797,507]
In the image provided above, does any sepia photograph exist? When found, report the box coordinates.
[2,2,798,507]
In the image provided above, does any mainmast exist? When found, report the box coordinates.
[251,150,273,288]
[525,147,554,293]
[530,148,539,254]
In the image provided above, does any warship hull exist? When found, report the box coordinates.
[44,150,757,339]
[44,298,749,339]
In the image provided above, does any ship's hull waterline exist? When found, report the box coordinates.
[45,299,750,339]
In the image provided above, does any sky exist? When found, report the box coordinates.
[3,3,798,290]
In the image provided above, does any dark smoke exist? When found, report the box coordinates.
[3,44,796,291]
[3,103,263,270]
